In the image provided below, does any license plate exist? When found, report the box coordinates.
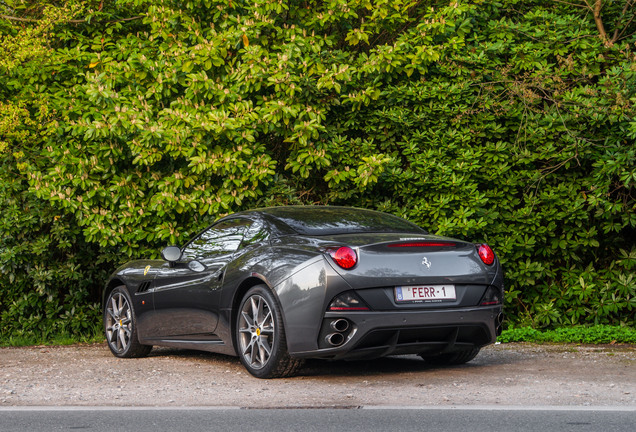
[395,285,456,302]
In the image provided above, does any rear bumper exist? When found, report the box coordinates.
[290,305,503,360]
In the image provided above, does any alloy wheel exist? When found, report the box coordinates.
[105,291,133,354]
[238,294,275,370]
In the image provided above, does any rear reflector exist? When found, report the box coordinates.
[387,241,456,248]
[328,291,370,311]
[480,286,502,305]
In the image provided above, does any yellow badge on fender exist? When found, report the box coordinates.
[144,265,151,276]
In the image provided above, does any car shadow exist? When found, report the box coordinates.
[298,356,478,378]
[145,347,522,378]
[147,347,236,362]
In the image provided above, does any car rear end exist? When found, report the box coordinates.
[260,206,504,363]
[305,234,504,360]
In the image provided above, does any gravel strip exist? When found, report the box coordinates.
[1,343,634,407]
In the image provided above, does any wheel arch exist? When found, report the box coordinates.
[102,278,126,308]
[230,275,273,350]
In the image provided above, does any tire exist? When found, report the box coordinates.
[236,285,303,379]
[104,285,152,358]
[420,347,481,366]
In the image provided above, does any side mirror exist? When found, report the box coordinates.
[161,246,182,262]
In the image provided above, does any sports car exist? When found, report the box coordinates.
[103,206,504,378]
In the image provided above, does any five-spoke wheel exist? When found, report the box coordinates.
[104,286,152,358]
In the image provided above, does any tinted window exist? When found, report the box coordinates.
[240,219,269,248]
[182,219,250,260]
[264,206,425,236]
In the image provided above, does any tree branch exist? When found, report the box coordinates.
[552,0,589,8]
[611,0,635,43]
[0,14,37,22]
[0,14,142,24]
[592,0,609,43]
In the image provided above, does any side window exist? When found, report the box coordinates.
[182,219,251,260]
[239,219,269,249]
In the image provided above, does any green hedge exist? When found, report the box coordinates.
[500,325,636,344]
[1,0,634,342]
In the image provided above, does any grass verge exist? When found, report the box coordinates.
[0,331,104,348]
[499,325,636,344]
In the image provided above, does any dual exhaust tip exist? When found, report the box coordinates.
[326,314,505,347]
[496,313,504,336]
[325,319,350,347]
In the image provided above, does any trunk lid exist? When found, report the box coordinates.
[316,233,496,288]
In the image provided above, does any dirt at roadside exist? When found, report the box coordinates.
[0,343,634,407]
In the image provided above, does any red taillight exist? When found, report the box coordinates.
[388,241,456,248]
[477,244,495,265]
[327,246,357,269]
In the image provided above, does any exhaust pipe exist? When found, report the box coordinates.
[325,333,345,347]
[496,313,504,336]
[330,319,350,332]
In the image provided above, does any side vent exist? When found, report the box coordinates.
[137,281,152,293]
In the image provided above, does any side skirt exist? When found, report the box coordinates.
[141,337,237,356]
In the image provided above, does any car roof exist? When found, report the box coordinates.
[234,206,426,236]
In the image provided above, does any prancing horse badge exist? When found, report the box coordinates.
[421,257,431,269]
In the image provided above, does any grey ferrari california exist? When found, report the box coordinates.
[103,206,504,378]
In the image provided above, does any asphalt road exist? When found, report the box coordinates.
[0,406,635,432]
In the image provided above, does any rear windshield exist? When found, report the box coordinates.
[264,206,426,236]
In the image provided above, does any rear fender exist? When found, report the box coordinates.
[273,257,352,354]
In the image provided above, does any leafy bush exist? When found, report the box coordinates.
[0,160,106,341]
[1,0,634,342]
